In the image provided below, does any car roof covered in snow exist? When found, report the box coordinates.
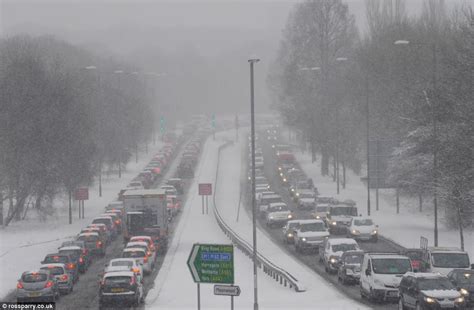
[328,238,358,245]
[58,246,82,251]
[367,253,409,260]
[428,247,466,253]
[297,219,325,225]
[103,271,134,278]
[40,263,66,269]
[404,272,444,279]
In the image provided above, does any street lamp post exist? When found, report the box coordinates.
[299,66,321,163]
[394,39,439,246]
[85,65,102,197]
[248,57,260,310]
[114,70,124,178]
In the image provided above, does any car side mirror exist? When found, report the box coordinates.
[40,261,45,264]
[365,269,371,276]
[471,264,474,269]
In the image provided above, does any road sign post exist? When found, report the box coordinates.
[198,184,212,215]
[74,187,89,219]
[187,243,235,310]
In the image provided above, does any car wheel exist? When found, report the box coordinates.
[360,286,366,299]
[369,288,377,303]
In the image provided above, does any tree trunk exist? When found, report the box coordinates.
[342,160,346,189]
[321,149,329,176]
[332,155,336,182]
[456,201,464,251]
[418,193,423,212]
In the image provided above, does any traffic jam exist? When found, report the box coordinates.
[246,125,474,309]
[13,122,208,309]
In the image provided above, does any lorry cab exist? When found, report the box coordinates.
[421,247,472,276]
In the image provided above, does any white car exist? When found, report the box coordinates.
[296,190,316,210]
[122,248,154,275]
[313,204,330,220]
[293,219,329,253]
[265,202,293,227]
[255,157,264,169]
[320,238,360,273]
[125,241,156,263]
[105,258,144,283]
[347,217,378,242]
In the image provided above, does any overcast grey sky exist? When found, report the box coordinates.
[0,0,470,114]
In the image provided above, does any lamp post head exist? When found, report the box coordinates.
[248,58,260,64]
[394,40,410,45]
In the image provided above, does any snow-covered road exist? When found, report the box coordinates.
[147,131,368,309]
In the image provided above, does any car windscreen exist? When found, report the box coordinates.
[40,267,64,275]
[263,197,282,205]
[268,205,288,212]
[300,223,326,232]
[344,254,364,264]
[111,261,133,268]
[431,253,470,268]
[332,244,358,252]
[299,193,314,199]
[44,256,68,264]
[372,258,411,274]
[354,219,373,226]
[22,273,48,283]
[330,207,356,216]
[418,278,455,290]
[123,251,145,258]
[104,276,132,286]
[92,219,111,226]
[316,206,329,212]
[288,223,300,229]
[59,250,80,260]
[77,235,99,242]
[126,245,148,252]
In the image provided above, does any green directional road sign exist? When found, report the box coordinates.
[187,243,234,284]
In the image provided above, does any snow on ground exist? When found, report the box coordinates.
[0,142,163,298]
[147,130,368,309]
[294,150,473,258]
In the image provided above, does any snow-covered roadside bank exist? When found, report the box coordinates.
[213,134,369,309]
[294,150,474,258]
[0,142,163,298]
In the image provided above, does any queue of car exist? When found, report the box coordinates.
[248,127,474,309]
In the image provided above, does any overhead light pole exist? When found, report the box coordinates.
[84,65,102,197]
[394,39,439,246]
[248,57,259,310]
[114,70,124,178]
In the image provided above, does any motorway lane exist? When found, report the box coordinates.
[2,138,196,310]
[241,135,403,310]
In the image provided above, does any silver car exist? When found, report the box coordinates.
[40,263,74,294]
[16,269,60,303]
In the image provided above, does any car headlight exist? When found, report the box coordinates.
[283,178,287,182]
[287,233,293,238]
[455,296,465,304]
[269,215,274,219]
[316,215,321,219]
[279,173,283,177]
[331,221,337,226]
[424,296,436,304]
[352,229,360,235]
[296,193,300,197]
[287,214,293,219]
[301,237,307,242]
[460,288,469,296]
[371,230,378,235]
[278,167,282,171]
[272,145,275,148]
[291,188,295,192]
[329,257,338,264]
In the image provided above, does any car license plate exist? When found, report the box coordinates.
[29,292,41,297]
[111,288,125,293]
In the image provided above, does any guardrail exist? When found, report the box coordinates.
[212,140,306,292]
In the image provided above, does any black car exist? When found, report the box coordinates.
[337,250,364,285]
[399,272,466,310]
[60,240,92,268]
[58,246,88,274]
[41,253,79,283]
[447,269,474,307]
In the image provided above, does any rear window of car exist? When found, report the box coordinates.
[40,267,64,275]
[111,261,133,268]
[123,251,145,258]
[44,256,68,264]
[104,276,132,286]
[22,273,48,283]
[78,235,99,242]
[59,250,80,260]
[92,218,111,226]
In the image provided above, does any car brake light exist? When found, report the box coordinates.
[79,257,84,263]
[61,274,68,281]
[17,282,24,289]
[96,241,102,248]
[67,263,75,269]
[44,281,54,289]
[115,220,120,225]
[82,249,87,255]
[132,267,140,273]
[143,256,148,263]
[130,276,136,285]
[147,251,152,256]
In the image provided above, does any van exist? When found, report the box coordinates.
[359,253,412,302]
[421,247,472,276]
